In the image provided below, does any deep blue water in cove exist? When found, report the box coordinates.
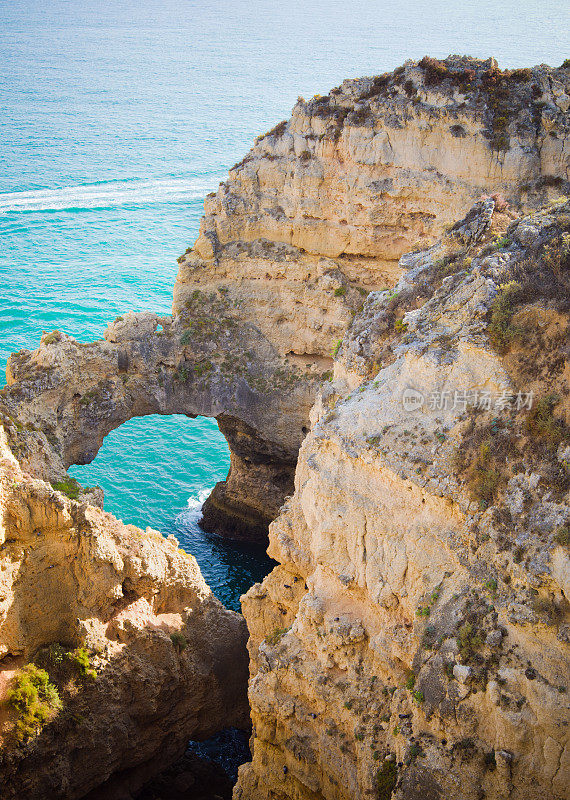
[1,0,568,610]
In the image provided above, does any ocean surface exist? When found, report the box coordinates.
[1,0,568,610]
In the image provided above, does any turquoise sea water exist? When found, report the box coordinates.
[1,0,568,610]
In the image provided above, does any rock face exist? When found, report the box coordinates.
[1,55,570,800]
[235,199,570,800]
[5,57,569,542]
[189,56,569,272]
[0,430,249,798]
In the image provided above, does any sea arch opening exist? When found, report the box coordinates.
[69,413,274,611]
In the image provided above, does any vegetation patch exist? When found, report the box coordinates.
[421,624,438,649]
[487,281,525,353]
[51,476,82,500]
[42,331,62,345]
[555,525,570,547]
[8,664,62,744]
[457,622,483,661]
[69,647,97,680]
[258,119,287,140]
[405,742,424,765]
[193,360,213,377]
[170,632,188,653]
[375,758,397,800]
[79,389,99,407]
[525,394,568,444]
[541,232,570,275]
[418,56,449,86]
[358,73,391,101]
[264,627,290,646]
[463,440,501,508]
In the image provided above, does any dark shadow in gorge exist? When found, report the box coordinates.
[0,612,250,800]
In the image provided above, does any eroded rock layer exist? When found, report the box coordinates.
[187,56,569,274]
[2,305,321,541]
[235,199,570,800]
[0,431,249,799]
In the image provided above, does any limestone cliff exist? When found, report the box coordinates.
[2,308,320,541]
[5,57,568,542]
[0,431,249,798]
[1,55,570,800]
[185,55,569,279]
[235,199,570,800]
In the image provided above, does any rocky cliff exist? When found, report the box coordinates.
[1,55,570,800]
[235,198,570,800]
[189,57,568,272]
[4,56,569,542]
[0,428,249,798]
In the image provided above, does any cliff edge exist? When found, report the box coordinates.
[236,197,570,800]
[0,430,249,798]
[4,56,569,543]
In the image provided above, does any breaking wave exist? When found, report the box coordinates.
[176,486,213,528]
[0,175,223,214]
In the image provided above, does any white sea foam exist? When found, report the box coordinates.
[176,486,212,527]
[0,176,224,213]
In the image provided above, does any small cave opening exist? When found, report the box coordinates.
[69,414,274,612]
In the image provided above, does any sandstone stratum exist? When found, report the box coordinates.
[1,56,569,799]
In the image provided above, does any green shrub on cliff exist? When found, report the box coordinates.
[374,758,397,799]
[42,330,62,345]
[264,627,290,646]
[51,476,82,500]
[69,647,97,680]
[487,281,524,353]
[8,664,62,744]
[170,632,188,653]
[457,622,483,660]
[555,525,570,547]
[525,394,567,444]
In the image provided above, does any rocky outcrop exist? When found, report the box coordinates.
[1,55,570,800]
[0,431,249,798]
[235,199,570,800]
[188,56,569,273]
[4,57,569,542]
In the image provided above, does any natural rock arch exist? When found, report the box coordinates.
[1,54,569,800]
[3,310,319,541]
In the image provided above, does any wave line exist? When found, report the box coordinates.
[0,176,224,213]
